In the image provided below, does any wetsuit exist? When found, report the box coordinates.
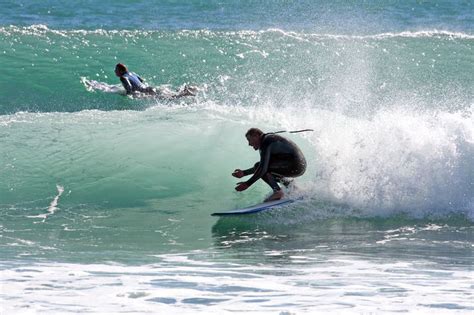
[243,134,306,191]
[119,72,154,94]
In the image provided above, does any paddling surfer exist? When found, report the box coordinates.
[232,128,306,202]
[114,63,196,97]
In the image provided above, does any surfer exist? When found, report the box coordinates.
[114,63,196,98]
[232,128,306,202]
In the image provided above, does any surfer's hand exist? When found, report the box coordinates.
[232,169,244,178]
[235,182,249,192]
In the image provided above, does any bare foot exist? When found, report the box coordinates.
[264,190,284,202]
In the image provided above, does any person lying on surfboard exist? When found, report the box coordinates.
[114,63,196,98]
[232,127,307,202]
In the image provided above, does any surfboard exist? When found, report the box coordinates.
[211,198,295,216]
[81,77,198,99]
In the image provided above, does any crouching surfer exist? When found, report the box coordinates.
[114,63,196,98]
[232,127,307,202]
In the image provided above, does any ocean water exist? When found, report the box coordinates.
[1,1,473,314]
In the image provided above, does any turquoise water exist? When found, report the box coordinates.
[1,1,473,314]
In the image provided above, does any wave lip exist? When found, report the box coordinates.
[263,28,474,40]
[2,25,473,40]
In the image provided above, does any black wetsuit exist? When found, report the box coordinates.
[120,71,154,94]
[243,134,306,191]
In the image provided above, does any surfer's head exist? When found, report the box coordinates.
[115,63,128,77]
[245,128,263,150]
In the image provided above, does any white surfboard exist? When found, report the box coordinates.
[211,198,295,216]
[81,77,198,99]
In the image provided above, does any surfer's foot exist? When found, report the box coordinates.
[281,178,294,188]
[143,87,157,95]
[181,85,196,96]
[264,190,284,202]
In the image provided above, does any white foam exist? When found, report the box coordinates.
[80,77,123,94]
[27,185,64,221]
[309,109,473,218]
[1,25,472,40]
[1,254,471,314]
[293,29,474,40]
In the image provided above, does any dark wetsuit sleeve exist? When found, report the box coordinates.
[245,143,273,187]
[120,76,133,94]
[242,166,256,176]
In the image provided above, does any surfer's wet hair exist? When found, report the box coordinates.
[115,63,128,73]
[246,128,264,137]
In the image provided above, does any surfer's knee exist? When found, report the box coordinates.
[263,173,281,192]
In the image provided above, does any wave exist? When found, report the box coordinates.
[265,28,474,40]
[1,102,473,221]
[204,103,474,220]
[1,24,473,40]
[0,23,472,220]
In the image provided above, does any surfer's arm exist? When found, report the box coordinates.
[242,165,257,176]
[233,162,259,178]
[245,143,273,187]
[120,77,133,94]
